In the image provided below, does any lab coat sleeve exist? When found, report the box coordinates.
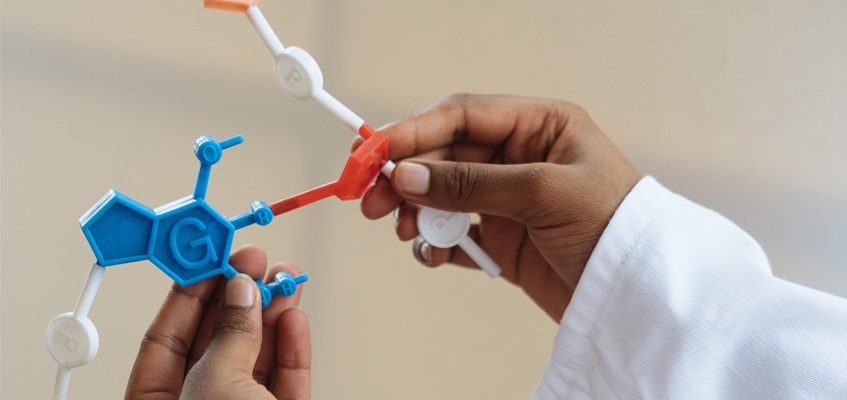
[532,176,847,400]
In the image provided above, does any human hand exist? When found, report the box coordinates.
[359,94,640,321]
[124,245,310,400]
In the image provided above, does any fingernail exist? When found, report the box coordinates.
[395,162,430,195]
[225,274,255,307]
[420,242,432,264]
[393,204,404,228]
[413,237,433,266]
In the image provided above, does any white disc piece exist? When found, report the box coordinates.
[417,207,471,248]
[46,312,99,368]
[274,47,324,100]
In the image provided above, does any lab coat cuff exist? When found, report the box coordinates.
[533,175,672,398]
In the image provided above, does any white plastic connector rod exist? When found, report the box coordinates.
[416,207,502,277]
[54,367,71,400]
[47,262,105,400]
[73,262,104,318]
[381,160,397,176]
[458,236,501,278]
[242,6,500,277]
[268,42,365,130]
[246,7,285,56]
[313,89,366,132]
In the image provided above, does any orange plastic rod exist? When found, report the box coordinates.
[270,181,338,216]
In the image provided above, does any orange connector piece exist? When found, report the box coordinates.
[269,126,389,216]
[204,0,260,12]
[335,127,389,200]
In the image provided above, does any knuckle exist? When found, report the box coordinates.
[516,163,570,224]
[272,261,301,276]
[443,162,481,202]
[214,313,256,337]
[554,99,586,116]
[253,370,271,386]
[186,358,216,384]
[557,101,593,131]
[523,163,554,195]
[141,331,190,358]
[277,356,312,371]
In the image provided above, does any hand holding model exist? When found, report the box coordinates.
[360,94,641,320]
[125,246,311,400]
[123,94,639,398]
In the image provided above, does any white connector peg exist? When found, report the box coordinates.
[46,313,99,368]
[47,262,105,400]
[417,207,502,278]
[274,47,324,100]
[418,207,471,248]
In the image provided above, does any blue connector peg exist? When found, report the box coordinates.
[255,272,309,308]
[79,135,308,308]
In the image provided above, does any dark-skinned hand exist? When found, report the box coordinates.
[125,245,311,400]
[358,94,640,321]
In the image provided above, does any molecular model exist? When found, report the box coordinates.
[207,0,501,276]
[46,1,501,399]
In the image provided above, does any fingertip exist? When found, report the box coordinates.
[350,136,364,153]
[264,261,303,282]
[428,246,452,267]
[225,273,259,308]
[359,185,380,220]
[277,308,310,358]
[279,307,309,331]
[412,236,434,267]
[392,160,431,198]
[395,206,420,241]
[170,274,221,300]
[263,262,304,325]
[229,244,268,279]
[361,177,402,220]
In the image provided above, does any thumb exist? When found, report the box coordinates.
[391,160,557,223]
[203,274,263,372]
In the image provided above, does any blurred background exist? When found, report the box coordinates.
[2,0,846,398]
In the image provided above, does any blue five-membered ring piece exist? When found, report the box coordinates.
[79,135,309,309]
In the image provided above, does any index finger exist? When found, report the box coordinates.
[126,246,268,399]
[125,277,221,399]
[380,94,557,160]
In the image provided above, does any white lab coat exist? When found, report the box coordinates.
[532,177,847,399]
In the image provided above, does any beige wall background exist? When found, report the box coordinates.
[2,0,846,398]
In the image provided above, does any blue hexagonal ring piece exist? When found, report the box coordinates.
[148,197,236,286]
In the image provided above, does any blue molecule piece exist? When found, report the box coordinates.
[78,135,309,309]
[150,198,235,286]
[255,272,309,308]
[80,190,156,267]
[256,280,274,309]
[194,136,224,165]
[272,272,309,297]
[251,201,273,226]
